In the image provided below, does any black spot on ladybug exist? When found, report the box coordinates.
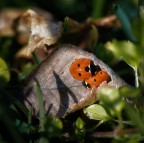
[85,66,90,72]
[100,71,103,74]
[94,79,96,82]
[78,73,81,76]
[78,64,80,67]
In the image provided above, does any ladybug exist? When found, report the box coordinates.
[70,58,100,80]
[84,70,110,90]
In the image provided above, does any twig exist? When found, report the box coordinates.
[90,128,138,138]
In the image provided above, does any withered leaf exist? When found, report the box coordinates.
[0,8,24,36]
[23,44,126,118]
[16,9,63,54]
[27,9,63,53]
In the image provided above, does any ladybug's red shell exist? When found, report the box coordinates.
[70,58,92,80]
[85,70,110,90]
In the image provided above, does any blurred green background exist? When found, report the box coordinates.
[0,0,138,21]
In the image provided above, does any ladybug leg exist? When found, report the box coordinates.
[83,81,91,90]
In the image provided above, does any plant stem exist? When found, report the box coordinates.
[117,112,123,129]
[88,120,104,132]
[90,128,138,138]
[134,67,139,87]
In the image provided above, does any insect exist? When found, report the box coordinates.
[70,58,110,90]
[84,70,110,90]
[69,58,100,80]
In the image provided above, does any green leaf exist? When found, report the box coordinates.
[98,87,120,105]
[52,118,63,130]
[75,117,85,130]
[44,117,63,139]
[125,104,144,134]
[113,4,137,42]
[106,39,142,87]
[98,87,125,114]
[18,63,36,81]
[106,40,141,68]
[138,0,144,49]
[15,119,34,133]
[84,104,110,121]
[119,86,141,98]
[0,58,10,86]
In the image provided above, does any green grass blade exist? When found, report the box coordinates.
[113,4,137,42]
[91,0,105,18]
[34,79,48,143]
[0,102,25,143]
[34,79,45,130]
[32,52,41,65]
[125,104,144,134]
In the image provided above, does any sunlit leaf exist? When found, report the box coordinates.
[98,87,125,114]
[98,87,120,105]
[0,58,10,86]
[106,40,141,68]
[84,104,110,121]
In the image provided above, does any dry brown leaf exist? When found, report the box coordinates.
[15,45,54,63]
[63,16,120,50]
[18,9,63,54]
[15,46,32,59]
[0,8,24,36]
[65,15,120,33]
[14,9,62,63]
[15,8,53,44]
[0,8,53,38]
[63,17,99,50]
[87,15,121,28]
[23,44,127,118]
